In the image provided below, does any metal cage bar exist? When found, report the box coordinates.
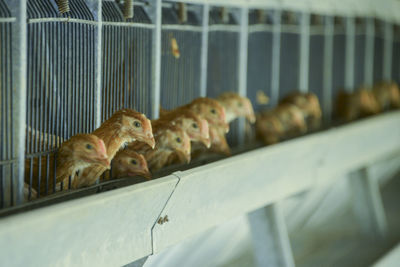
[345,17,355,91]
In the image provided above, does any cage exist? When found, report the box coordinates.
[0,0,400,266]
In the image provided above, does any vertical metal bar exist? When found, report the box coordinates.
[248,203,295,267]
[364,18,375,86]
[89,0,102,128]
[6,0,27,205]
[345,17,355,91]
[323,16,334,124]
[383,22,393,80]
[149,0,162,119]
[237,7,249,144]
[349,168,387,239]
[299,12,310,92]
[270,10,281,106]
[199,4,209,97]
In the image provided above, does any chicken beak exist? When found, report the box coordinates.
[202,137,211,148]
[139,170,152,180]
[223,122,230,133]
[145,135,156,149]
[246,113,256,124]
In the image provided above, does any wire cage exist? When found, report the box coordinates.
[24,0,99,198]
[160,3,203,110]
[0,0,399,211]
[246,10,274,111]
[0,0,15,208]
[101,1,153,121]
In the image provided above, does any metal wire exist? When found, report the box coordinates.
[393,25,400,82]
[160,6,202,110]
[101,2,153,121]
[247,10,273,112]
[374,19,384,83]
[24,0,96,196]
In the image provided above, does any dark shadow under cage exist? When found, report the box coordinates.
[160,4,202,110]
[101,2,153,120]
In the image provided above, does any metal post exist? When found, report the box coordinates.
[248,203,295,267]
[349,168,387,239]
[323,16,334,124]
[299,12,310,93]
[199,4,209,97]
[345,17,355,91]
[237,7,248,144]
[87,0,102,127]
[5,0,27,206]
[148,0,162,119]
[383,22,393,80]
[364,18,375,86]
[270,10,281,106]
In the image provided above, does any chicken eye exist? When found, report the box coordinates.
[210,109,216,114]
[86,144,93,150]
[130,159,137,165]
[134,121,141,128]
[176,137,182,143]
[192,123,198,129]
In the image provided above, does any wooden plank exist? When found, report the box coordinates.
[0,176,178,267]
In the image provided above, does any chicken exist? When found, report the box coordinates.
[256,112,285,145]
[25,134,110,195]
[280,92,322,130]
[158,109,211,148]
[110,150,151,179]
[372,81,400,112]
[217,92,256,123]
[274,103,307,138]
[72,109,155,189]
[336,88,380,121]
[126,121,191,172]
[160,97,229,132]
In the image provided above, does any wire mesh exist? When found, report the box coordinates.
[160,5,202,110]
[207,8,240,144]
[393,25,400,82]
[373,19,384,83]
[0,0,14,208]
[354,18,366,87]
[246,10,273,112]
[332,18,346,106]
[101,2,153,121]
[308,16,324,104]
[279,11,301,99]
[24,0,97,197]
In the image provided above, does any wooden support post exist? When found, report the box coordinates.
[248,203,295,267]
[349,168,388,239]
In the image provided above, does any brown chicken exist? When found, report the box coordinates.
[256,112,285,145]
[72,109,155,189]
[25,134,110,195]
[274,103,307,138]
[280,92,322,130]
[217,92,256,123]
[160,97,229,132]
[372,81,400,112]
[126,121,191,172]
[110,150,151,179]
[336,88,380,121]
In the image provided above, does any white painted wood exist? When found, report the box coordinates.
[248,203,295,267]
[319,111,400,177]
[373,243,400,267]
[349,168,387,239]
[152,111,400,252]
[0,176,178,267]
